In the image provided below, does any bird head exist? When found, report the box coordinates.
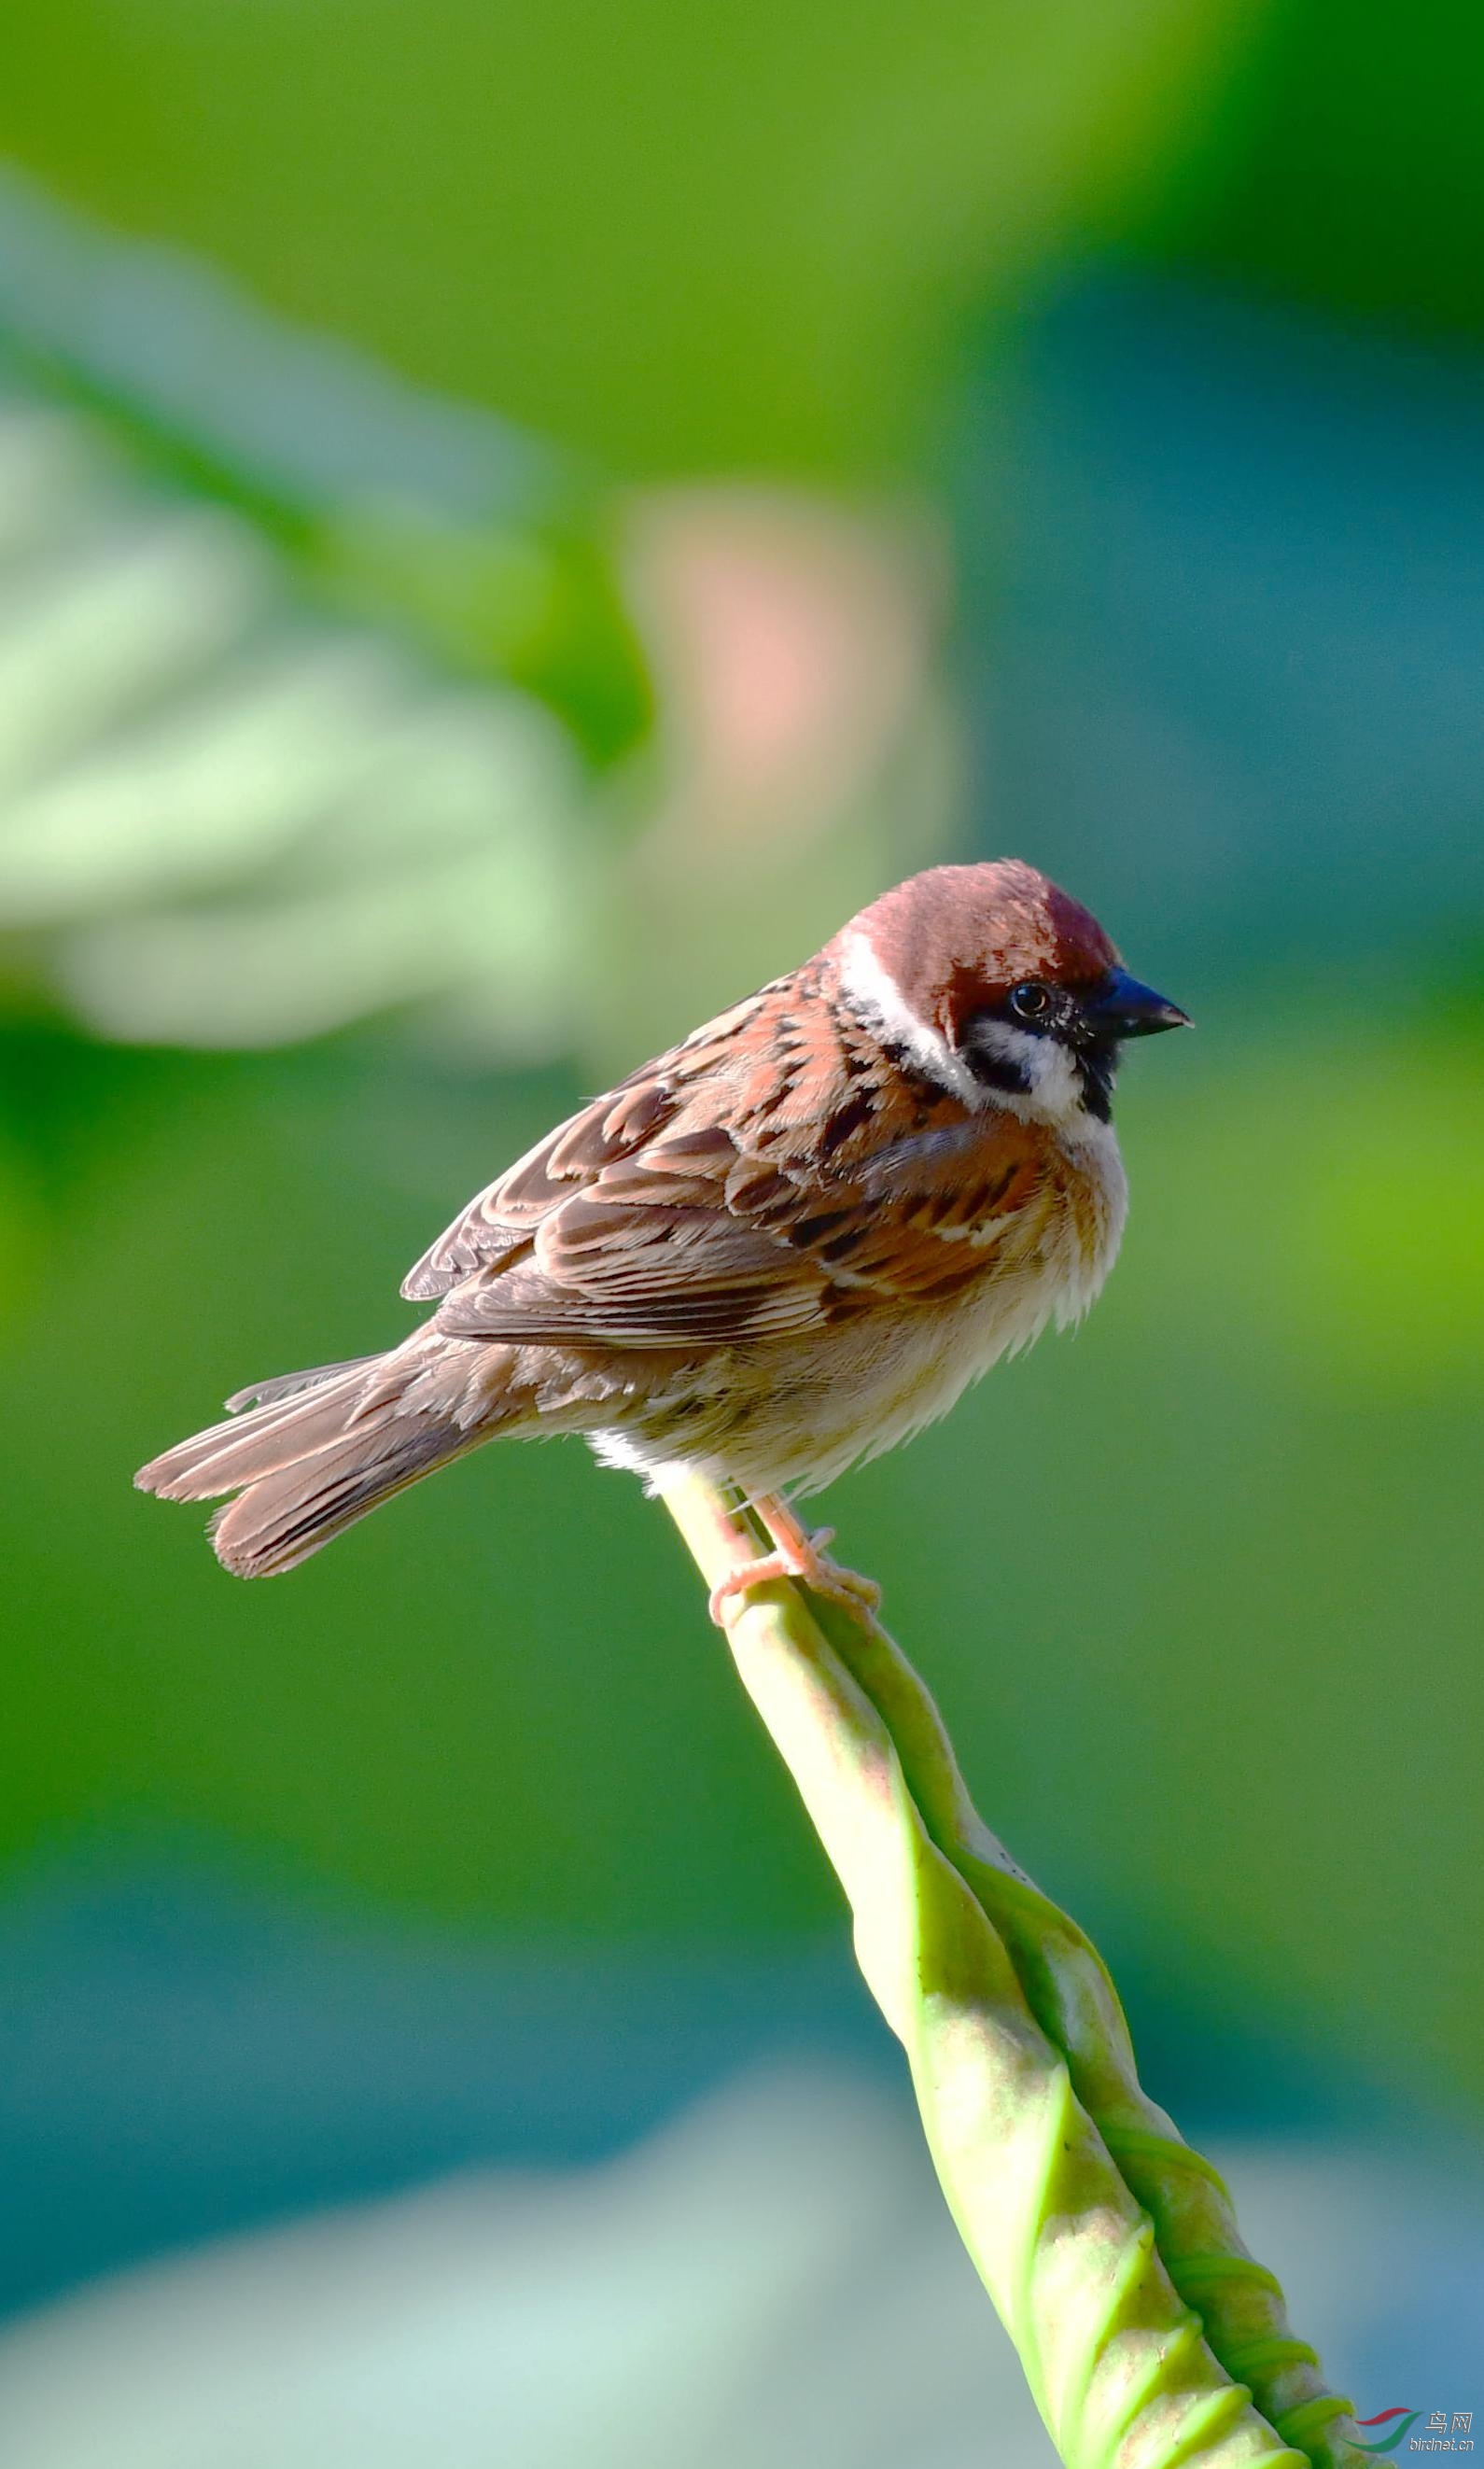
[833,859,1189,1127]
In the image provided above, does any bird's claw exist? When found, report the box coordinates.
[707,1525,882,1628]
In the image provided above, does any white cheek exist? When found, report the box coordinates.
[969,1019,1088,1126]
[837,930,986,1108]
[840,940,1109,1140]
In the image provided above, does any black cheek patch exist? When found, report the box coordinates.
[963,1047,1033,1100]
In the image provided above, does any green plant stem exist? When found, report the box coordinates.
[662,1474,1362,2469]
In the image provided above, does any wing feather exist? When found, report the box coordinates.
[405,975,1047,1352]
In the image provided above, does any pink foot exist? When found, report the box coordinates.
[707,1524,882,1628]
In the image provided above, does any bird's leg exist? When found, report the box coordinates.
[707,1494,882,1628]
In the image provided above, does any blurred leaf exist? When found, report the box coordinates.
[1125,1018,1484,1393]
[1141,0,1484,348]
[0,0,1267,475]
[0,378,594,1052]
[0,170,638,1055]
[0,1115,41,1326]
[0,162,651,758]
[312,504,651,765]
[0,176,959,1062]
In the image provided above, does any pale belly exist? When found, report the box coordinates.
[591,1129,1127,1501]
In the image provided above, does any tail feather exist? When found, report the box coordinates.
[224,1357,381,1413]
[136,1360,380,1502]
[207,1420,474,1578]
[135,1343,487,1578]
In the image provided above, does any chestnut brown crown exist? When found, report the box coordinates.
[834,860,1121,1050]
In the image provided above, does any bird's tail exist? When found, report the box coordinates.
[134,1339,496,1577]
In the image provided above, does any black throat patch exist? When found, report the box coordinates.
[1074,1044,1117,1122]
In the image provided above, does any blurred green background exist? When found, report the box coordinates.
[0,0,1480,2451]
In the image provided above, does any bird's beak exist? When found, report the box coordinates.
[1086,968,1191,1038]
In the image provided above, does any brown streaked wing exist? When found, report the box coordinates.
[428,1090,834,1346]
[423,979,1046,1350]
[399,992,774,1301]
[433,1203,833,1347]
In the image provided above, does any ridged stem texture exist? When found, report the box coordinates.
[662,1475,1363,2469]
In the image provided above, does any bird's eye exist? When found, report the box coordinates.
[1008,982,1050,1022]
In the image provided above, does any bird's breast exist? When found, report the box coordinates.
[829,1122,1127,1473]
[612,1115,1129,1501]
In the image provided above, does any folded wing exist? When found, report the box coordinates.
[402,979,1043,1353]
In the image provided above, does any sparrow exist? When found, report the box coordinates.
[136,860,1187,1620]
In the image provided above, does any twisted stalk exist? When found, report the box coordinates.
[663,1475,1363,2469]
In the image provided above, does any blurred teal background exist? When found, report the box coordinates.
[0,2,1480,2456]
